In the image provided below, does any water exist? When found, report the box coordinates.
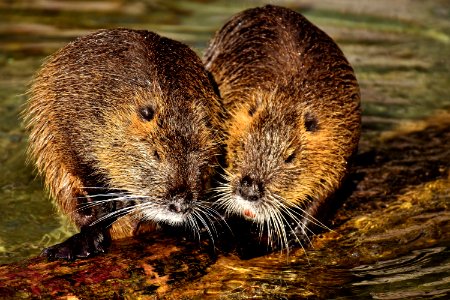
[0,0,449,298]
[349,247,450,299]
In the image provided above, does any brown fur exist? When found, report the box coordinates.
[24,29,222,239]
[204,5,361,247]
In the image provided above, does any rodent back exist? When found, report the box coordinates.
[204,5,360,116]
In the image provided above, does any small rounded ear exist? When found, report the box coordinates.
[304,112,319,132]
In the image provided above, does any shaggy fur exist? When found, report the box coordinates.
[204,5,361,249]
[24,29,222,242]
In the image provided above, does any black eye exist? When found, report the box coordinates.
[304,112,319,132]
[139,106,155,121]
[285,151,296,164]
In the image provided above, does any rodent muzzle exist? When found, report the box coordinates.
[237,175,264,202]
[167,186,194,213]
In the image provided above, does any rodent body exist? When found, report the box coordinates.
[24,28,222,259]
[204,5,361,249]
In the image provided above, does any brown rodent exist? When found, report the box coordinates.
[24,28,222,260]
[204,5,361,250]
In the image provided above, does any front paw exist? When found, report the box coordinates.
[41,228,110,261]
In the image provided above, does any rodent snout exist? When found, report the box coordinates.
[167,186,194,213]
[237,175,264,202]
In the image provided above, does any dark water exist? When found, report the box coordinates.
[348,247,450,299]
[0,0,449,298]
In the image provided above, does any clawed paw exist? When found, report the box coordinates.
[40,228,109,261]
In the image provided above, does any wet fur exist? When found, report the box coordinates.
[24,29,223,252]
[204,5,361,250]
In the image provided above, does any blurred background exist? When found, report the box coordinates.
[0,0,448,268]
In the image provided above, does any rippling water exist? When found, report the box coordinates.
[350,247,450,299]
[0,0,449,298]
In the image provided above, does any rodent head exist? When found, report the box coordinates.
[91,82,219,226]
[217,87,355,241]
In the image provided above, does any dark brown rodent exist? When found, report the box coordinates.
[24,28,222,259]
[204,5,361,250]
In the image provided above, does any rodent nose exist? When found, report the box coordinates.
[168,187,193,213]
[237,175,264,202]
[168,202,186,213]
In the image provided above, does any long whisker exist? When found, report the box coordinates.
[279,204,314,245]
[187,214,201,242]
[194,205,218,237]
[72,194,149,217]
[271,207,289,253]
[203,205,233,235]
[193,210,215,247]
[268,194,317,244]
[275,204,311,260]
[272,194,331,231]
[89,205,138,227]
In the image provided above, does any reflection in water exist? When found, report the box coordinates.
[351,247,450,299]
[0,0,449,298]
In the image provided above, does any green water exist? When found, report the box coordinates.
[0,0,449,298]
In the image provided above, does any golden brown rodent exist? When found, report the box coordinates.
[204,5,361,250]
[24,28,222,259]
